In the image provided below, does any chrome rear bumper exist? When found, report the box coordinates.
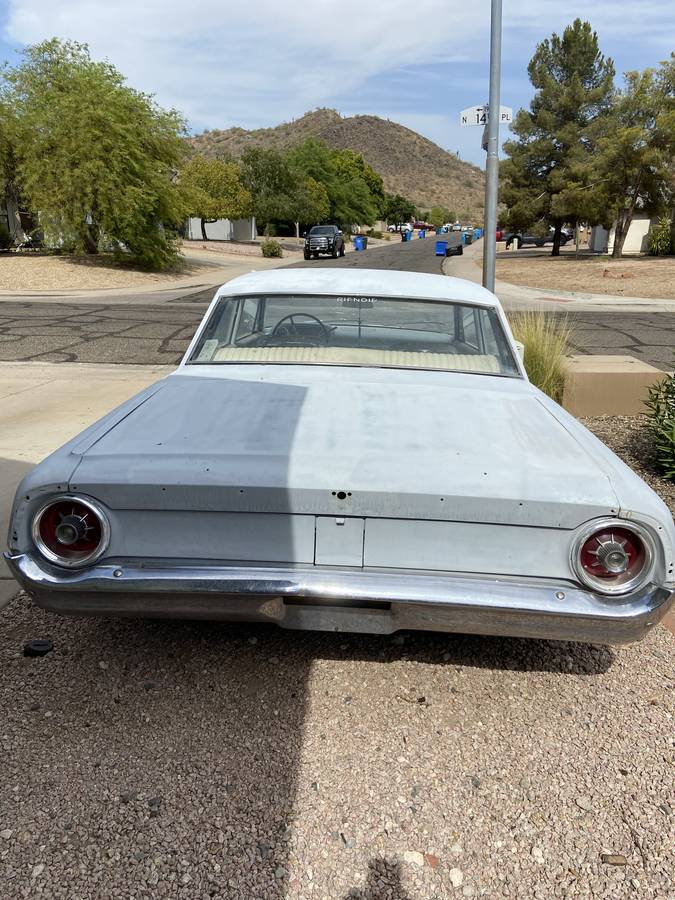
[5,552,674,644]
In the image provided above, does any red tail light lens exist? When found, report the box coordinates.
[32,496,110,568]
[573,521,654,595]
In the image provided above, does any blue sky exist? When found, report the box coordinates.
[1,0,673,167]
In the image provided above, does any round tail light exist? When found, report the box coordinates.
[572,520,655,595]
[32,496,110,568]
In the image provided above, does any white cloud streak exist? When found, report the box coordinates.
[3,0,674,144]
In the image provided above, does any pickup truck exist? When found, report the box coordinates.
[303,225,345,260]
[504,230,570,249]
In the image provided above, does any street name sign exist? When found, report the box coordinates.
[460,105,513,127]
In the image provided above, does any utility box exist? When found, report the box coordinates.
[563,355,666,417]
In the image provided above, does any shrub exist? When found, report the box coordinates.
[508,311,571,403]
[0,222,11,250]
[261,237,283,258]
[645,362,675,480]
[371,230,383,239]
[648,217,673,256]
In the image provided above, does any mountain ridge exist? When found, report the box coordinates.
[190,109,485,221]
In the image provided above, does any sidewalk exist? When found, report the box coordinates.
[444,242,675,313]
[0,362,172,608]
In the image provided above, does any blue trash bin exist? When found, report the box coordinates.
[406,230,413,242]
[435,240,447,256]
[354,236,365,251]
[419,229,426,239]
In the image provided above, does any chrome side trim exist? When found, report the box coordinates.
[5,552,674,644]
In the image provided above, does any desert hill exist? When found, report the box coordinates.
[191,109,485,221]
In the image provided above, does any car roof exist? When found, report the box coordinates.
[215,268,500,308]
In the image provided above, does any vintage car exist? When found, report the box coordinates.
[5,269,674,643]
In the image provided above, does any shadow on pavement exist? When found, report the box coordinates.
[308,628,615,677]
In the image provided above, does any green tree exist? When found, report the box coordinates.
[287,175,330,237]
[500,19,615,255]
[332,148,385,217]
[428,205,456,227]
[181,155,252,240]
[4,39,187,269]
[595,55,675,258]
[383,193,416,224]
[287,139,379,229]
[240,147,298,228]
[0,95,24,242]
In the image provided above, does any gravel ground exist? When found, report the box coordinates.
[582,415,675,518]
[1,416,673,899]
[0,602,673,899]
[0,255,213,292]
[493,254,675,300]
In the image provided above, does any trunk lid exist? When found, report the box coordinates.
[69,368,618,528]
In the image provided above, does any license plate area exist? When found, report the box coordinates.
[314,517,365,567]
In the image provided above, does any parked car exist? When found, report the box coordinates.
[6,268,674,643]
[303,225,345,259]
[504,229,570,249]
[413,221,432,231]
[387,222,413,233]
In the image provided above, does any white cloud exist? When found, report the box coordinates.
[3,0,674,146]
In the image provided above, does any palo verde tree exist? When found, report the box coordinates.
[181,155,252,240]
[5,39,188,269]
[501,19,615,255]
[594,55,675,258]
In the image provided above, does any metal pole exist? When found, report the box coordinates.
[482,0,503,292]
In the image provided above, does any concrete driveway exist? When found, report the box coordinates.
[0,363,171,608]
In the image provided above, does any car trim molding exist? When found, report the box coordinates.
[6,552,673,644]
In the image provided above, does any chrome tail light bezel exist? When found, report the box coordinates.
[571,518,657,597]
[31,494,111,569]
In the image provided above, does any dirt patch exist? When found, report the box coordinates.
[494,254,675,299]
[582,415,674,516]
[0,253,212,292]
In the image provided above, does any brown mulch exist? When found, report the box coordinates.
[582,415,675,516]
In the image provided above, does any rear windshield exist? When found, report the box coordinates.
[188,294,521,376]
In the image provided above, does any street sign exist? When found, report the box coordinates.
[460,104,513,127]
[460,105,488,127]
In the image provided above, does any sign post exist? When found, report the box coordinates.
[459,4,507,292]
[482,0,503,293]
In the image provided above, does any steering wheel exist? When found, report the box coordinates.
[271,313,330,344]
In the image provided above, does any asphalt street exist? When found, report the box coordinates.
[0,240,673,367]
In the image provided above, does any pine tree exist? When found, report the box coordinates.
[501,20,614,255]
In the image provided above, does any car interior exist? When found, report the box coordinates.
[190,294,520,375]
